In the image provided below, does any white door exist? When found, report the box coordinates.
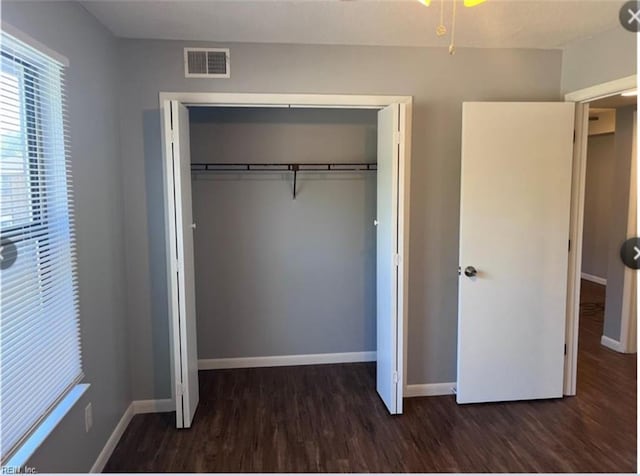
[457,102,575,404]
[376,103,403,414]
[165,100,199,427]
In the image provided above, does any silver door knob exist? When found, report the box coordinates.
[374,219,379,226]
[464,266,477,278]
[191,223,197,230]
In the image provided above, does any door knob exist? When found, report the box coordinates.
[191,223,197,230]
[374,219,379,226]
[464,266,477,278]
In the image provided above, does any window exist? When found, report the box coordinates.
[0,31,82,462]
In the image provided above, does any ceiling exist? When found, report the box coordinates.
[81,0,623,49]
[590,94,637,109]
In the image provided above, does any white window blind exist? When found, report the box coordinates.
[0,31,82,462]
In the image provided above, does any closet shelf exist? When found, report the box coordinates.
[190,162,377,199]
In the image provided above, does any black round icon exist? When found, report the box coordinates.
[620,237,640,270]
[620,1,640,33]
[0,238,18,271]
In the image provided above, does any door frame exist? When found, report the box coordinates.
[159,91,413,408]
[563,74,637,395]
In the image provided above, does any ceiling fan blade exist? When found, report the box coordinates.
[464,0,487,6]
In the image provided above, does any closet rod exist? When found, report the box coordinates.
[191,162,377,199]
[190,162,377,172]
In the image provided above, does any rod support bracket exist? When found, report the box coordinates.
[291,164,299,200]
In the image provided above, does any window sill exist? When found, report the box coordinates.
[3,384,90,470]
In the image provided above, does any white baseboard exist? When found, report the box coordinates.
[601,335,625,352]
[90,403,134,473]
[199,351,376,370]
[132,398,174,414]
[91,399,174,473]
[405,382,456,398]
[581,272,607,286]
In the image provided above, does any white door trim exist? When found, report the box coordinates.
[159,91,412,406]
[397,102,412,410]
[618,110,637,355]
[159,92,412,108]
[563,74,637,395]
[564,76,637,103]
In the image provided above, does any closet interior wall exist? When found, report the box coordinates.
[189,107,378,360]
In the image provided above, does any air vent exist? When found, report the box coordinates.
[184,48,230,78]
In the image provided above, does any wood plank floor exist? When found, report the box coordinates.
[106,281,636,472]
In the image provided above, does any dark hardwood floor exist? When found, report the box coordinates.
[105,281,636,472]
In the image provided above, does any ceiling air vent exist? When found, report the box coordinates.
[184,48,230,78]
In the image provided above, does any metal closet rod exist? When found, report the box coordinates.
[190,162,377,199]
[190,162,377,171]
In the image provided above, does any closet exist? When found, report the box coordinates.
[162,95,411,429]
[189,106,377,367]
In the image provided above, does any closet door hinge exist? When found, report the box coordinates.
[392,371,399,384]
[393,254,401,267]
[170,129,176,143]
[176,382,184,396]
[393,130,403,145]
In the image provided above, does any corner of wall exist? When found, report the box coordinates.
[561,27,637,94]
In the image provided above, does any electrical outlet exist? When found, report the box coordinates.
[85,403,93,433]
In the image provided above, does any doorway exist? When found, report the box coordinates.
[574,94,637,395]
[564,75,638,395]
[160,93,413,427]
[455,78,637,404]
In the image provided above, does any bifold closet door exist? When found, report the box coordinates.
[164,100,200,428]
[376,103,404,415]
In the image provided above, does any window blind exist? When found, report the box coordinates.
[0,31,82,462]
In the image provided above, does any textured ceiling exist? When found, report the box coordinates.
[81,0,624,49]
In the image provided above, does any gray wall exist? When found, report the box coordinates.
[604,106,636,341]
[582,133,615,279]
[190,107,377,164]
[561,27,637,94]
[190,108,377,358]
[0,2,634,467]
[117,39,563,399]
[2,1,130,472]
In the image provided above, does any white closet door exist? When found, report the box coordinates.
[376,104,402,414]
[457,102,574,404]
[165,100,200,427]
